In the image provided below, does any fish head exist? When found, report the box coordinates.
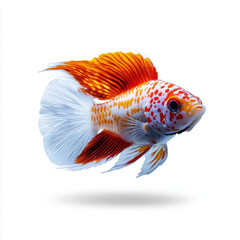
[145,82,206,136]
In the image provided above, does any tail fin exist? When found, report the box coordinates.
[39,78,97,166]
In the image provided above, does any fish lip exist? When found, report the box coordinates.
[191,104,206,115]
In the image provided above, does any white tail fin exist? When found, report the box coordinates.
[39,78,97,166]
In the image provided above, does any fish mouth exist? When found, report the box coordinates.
[164,104,206,136]
[164,126,189,136]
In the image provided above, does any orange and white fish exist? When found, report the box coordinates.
[39,52,206,177]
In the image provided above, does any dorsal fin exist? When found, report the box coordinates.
[47,52,158,100]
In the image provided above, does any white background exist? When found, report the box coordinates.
[1,0,240,239]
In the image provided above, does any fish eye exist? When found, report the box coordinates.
[167,98,181,113]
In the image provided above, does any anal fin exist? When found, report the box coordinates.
[104,144,151,173]
[76,130,131,164]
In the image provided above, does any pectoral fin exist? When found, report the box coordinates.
[119,116,148,144]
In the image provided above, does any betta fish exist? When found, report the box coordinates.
[39,52,206,177]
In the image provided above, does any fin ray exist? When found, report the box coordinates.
[137,144,168,177]
[76,130,132,164]
[104,145,151,173]
[47,52,158,100]
[39,78,97,166]
[119,116,148,144]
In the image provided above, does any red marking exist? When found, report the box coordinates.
[153,81,158,89]
[150,92,153,98]
[147,117,152,123]
[169,112,175,122]
[162,88,181,106]
[165,89,169,93]
[154,97,159,100]
[154,90,159,95]
[159,92,162,96]
[161,86,165,89]
[150,99,153,103]
[179,91,184,94]
[176,114,183,120]
[151,112,154,116]
[168,83,174,88]
[157,108,161,112]
[145,106,151,112]
[160,113,165,123]
[76,130,131,164]
[147,88,151,94]
[157,100,161,103]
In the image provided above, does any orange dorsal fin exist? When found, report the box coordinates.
[47,52,158,100]
[75,130,132,164]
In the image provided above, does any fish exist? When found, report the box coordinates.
[39,52,206,177]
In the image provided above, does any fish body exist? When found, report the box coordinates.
[39,52,206,177]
